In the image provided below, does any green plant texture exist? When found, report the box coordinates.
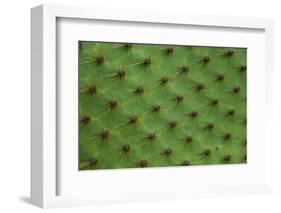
[79,41,247,170]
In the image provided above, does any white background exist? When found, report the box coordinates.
[0,0,280,212]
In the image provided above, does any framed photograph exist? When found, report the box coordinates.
[31,4,274,208]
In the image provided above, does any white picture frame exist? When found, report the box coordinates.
[31,4,274,208]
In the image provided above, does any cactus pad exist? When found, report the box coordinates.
[79,41,247,170]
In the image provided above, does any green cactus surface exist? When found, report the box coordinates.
[79,41,247,170]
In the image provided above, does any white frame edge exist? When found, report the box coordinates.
[31,4,274,208]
